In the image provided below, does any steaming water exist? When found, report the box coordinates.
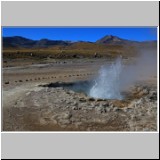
[52,49,156,100]
[89,57,123,99]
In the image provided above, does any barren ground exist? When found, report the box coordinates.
[2,58,157,131]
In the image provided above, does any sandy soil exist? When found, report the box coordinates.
[2,58,157,131]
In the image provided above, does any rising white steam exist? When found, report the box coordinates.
[89,49,157,100]
[89,57,123,99]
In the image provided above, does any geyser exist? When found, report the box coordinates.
[40,57,124,100]
[89,57,123,100]
[41,49,156,101]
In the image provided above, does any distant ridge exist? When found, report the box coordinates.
[3,35,157,49]
[3,36,71,49]
[96,35,140,45]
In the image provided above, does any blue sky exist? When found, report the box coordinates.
[2,27,157,42]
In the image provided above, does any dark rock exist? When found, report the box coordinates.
[148,91,157,101]
[5,81,9,84]
[88,97,95,101]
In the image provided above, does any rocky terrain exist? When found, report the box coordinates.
[2,59,157,131]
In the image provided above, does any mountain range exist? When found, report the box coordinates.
[3,35,157,49]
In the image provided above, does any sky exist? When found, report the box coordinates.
[2,27,157,42]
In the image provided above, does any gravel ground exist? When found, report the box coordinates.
[2,59,157,131]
